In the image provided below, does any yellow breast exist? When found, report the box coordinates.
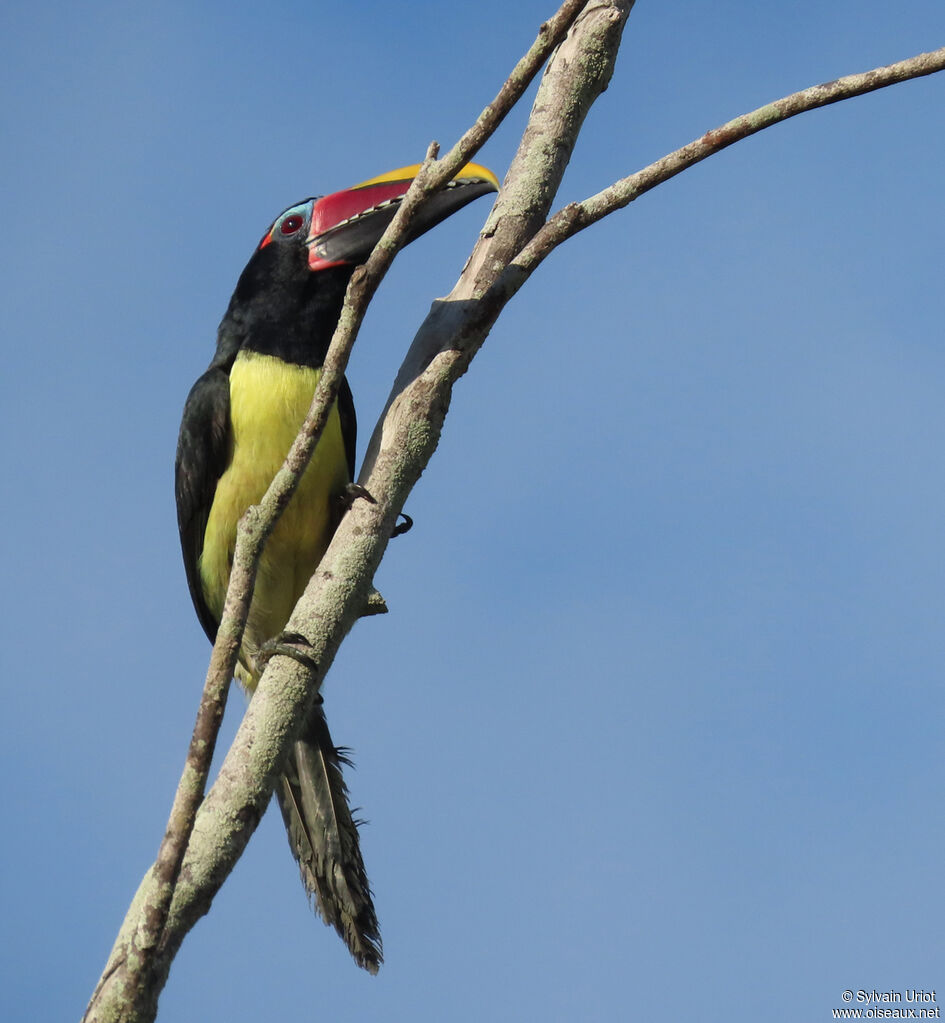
[199,349,350,677]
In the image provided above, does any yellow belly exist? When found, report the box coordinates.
[199,350,350,683]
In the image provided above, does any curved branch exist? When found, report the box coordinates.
[83,10,943,1022]
[360,0,637,477]
[511,45,945,279]
[151,0,630,988]
[82,4,595,1022]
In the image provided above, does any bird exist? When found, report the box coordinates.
[174,162,499,972]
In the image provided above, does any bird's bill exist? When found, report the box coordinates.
[306,162,499,271]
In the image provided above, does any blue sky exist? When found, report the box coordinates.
[3,2,945,1020]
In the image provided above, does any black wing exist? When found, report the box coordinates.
[175,366,231,642]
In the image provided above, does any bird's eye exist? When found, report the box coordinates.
[281,214,304,235]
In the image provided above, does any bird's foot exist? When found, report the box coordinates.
[256,631,320,673]
[338,484,412,538]
[391,512,413,538]
[339,483,376,511]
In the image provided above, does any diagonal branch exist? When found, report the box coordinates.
[508,44,945,282]
[148,0,589,945]
[152,0,592,909]
[83,7,944,1023]
[82,4,593,1022]
[151,0,620,988]
[360,0,636,480]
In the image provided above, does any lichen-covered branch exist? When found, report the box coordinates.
[82,4,595,1022]
[510,44,945,279]
[83,6,945,1022]
[360,0,636,474]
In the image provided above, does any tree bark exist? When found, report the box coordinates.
[82,4,945,1019]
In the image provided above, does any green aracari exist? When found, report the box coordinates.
[175,162,499,971]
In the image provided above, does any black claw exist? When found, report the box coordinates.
[391,512,413,538]
[257,631,320,673]
[340,483,376,512]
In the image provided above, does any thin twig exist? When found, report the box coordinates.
[509,45,945,281]
[146,0,592,921]
[360,0,636,480]
[83,15,945,1023]
[82,4,593,1021]
[435,0,591,179]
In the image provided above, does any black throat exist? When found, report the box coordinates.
[214,261,355,371]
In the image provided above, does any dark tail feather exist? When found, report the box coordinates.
[275,703,382,972]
